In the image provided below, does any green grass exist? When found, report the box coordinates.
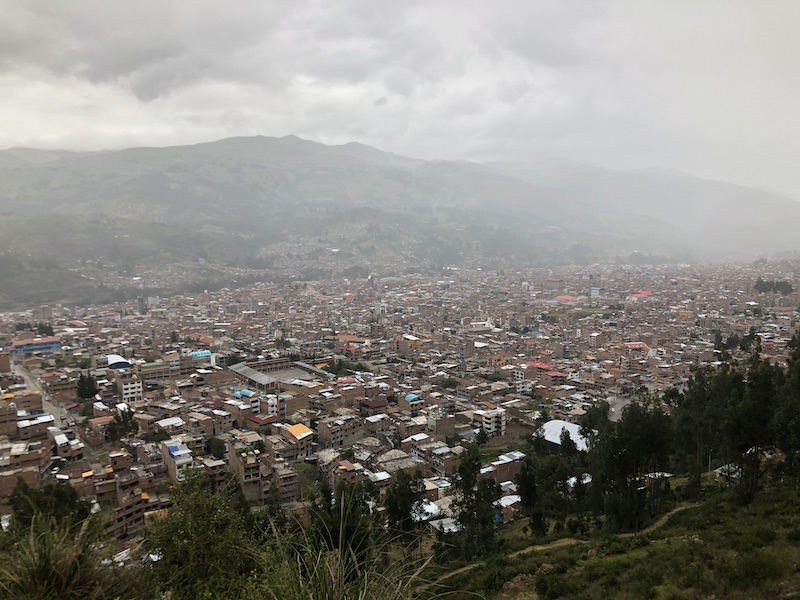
[431,484,800,599]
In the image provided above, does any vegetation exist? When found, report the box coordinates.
[435,444,501,561]
[106,409,138,441]
[0,516,152,600]
[754,276,794,295]
[204,436,226,459]
[324,358,372,375]
[385,470,425,544]
[144,472,258,599]
[0,479,152,600]
[8,479,92,536]
[439,484,800,599]
[75,372,98,400]
[224,353,243,366]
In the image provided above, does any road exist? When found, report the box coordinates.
[12,360,67,422]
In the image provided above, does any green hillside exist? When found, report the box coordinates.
[436,484,800,599]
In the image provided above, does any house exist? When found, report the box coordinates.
[535,419,589,452]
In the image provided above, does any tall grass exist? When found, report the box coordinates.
[245,521,444,600]
[0,515,151,600]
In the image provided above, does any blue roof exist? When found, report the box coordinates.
[404,393,421,402]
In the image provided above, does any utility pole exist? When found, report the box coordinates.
[708,448,714,482]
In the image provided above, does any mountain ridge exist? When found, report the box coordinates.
[0,134,798,305]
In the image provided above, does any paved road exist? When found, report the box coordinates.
[12,361,67,422]
[12,360,101,464]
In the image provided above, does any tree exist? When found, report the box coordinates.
[384,470,424,544]
[204,437,226,460]
[36,322,54,336]
[775,334,800,488]
[225,353,243,366]
[672,366,720,478]
[726,354,780,502]
[451,444,501,560]
[559,428,579,461]
[310,480,382,578]
[150,429,170,443]
[440,377,458,390]
[76,372,98,400]
[591,402,672,531]
[106,409,138,442]
[516,456,547,538]
[9,478,92,536]
[145,471,257,600]
[476,427,489,446]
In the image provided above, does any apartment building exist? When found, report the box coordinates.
[474,408,508,437]
[317,414,364,449]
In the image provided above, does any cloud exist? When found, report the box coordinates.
[1,0,800,196]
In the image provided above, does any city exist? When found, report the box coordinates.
[1,262,796,546]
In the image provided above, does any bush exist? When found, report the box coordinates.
[245,524,433,600]
[0,516,151,600]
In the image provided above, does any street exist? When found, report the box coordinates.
[12,360,66,422]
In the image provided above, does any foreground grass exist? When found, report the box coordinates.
[432,484,800,599]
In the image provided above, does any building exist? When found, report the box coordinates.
[536,419,589,452]
[160,440,193,483]
[114,370,144,402]
[0,440,53,502]
[474,408,508,437]
[317,414,364,449]
[10,336,61,356]
[227,431,266,502]
[269,460,299,503]
[106,491,170,539]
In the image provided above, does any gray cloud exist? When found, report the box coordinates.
[1,0,800,197]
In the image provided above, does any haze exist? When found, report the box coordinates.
[2,1,799,198]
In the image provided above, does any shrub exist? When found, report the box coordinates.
[0,516,151,600]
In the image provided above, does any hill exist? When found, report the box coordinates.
[486,159,800,260]
[1,135,799,305]
[435,484,800,599]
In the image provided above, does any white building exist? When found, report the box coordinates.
[474,408,507,437]
[114,370,143,402]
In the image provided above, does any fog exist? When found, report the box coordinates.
[2,1,799,197]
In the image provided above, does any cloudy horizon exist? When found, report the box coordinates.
[2,1,799,197]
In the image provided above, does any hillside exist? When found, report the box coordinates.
[485,159,800,260]
[436,484,800,599]
[1,135,799,305]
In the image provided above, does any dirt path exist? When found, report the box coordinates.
[430,503,697,586]
[625,503,696,536]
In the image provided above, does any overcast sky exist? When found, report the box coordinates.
[2,1,800,197]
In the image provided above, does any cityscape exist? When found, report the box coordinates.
[1,259,800,596]
[3,1,800,598]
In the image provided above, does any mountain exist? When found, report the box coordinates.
[2,148,80,164]
[485,159,800,260]
[0,135,798,306]
[0,151,29,169]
